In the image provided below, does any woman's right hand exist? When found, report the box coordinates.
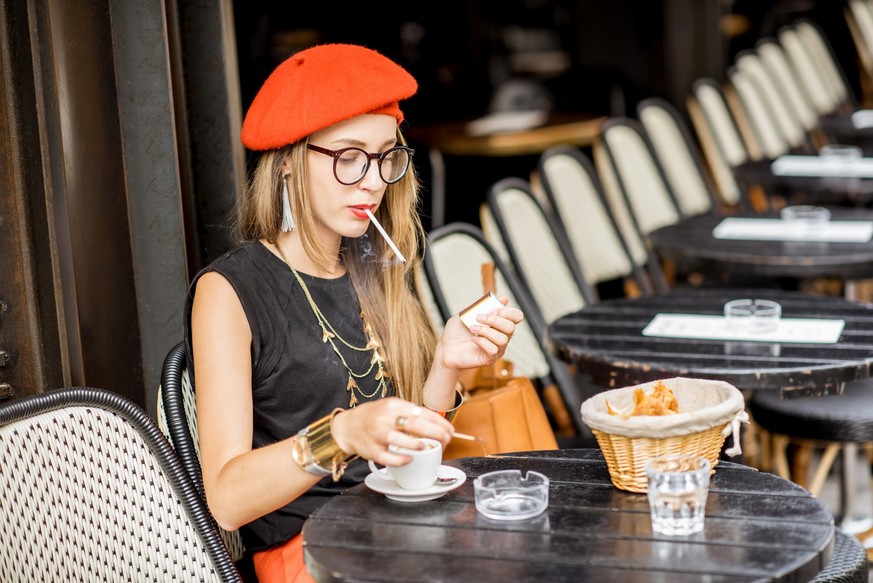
[330,397,454,466]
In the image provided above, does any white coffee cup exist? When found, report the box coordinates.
[368,438,442,490]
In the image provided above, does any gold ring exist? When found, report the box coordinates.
[395,416,408,430]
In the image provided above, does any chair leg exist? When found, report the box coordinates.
[754,424,772,472]
[791,444,813,489]
[772,434,791,480]
[808,443,841,497]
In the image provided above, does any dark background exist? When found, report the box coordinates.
[231,0,862,229]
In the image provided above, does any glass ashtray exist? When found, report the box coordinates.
[819,144,862,160]
[724,299,782,334]
[780,205,831,224]
[474,470,549,521]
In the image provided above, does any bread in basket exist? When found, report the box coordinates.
[580,377,748,493]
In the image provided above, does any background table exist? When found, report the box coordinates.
[547,289,873,395]
[648,210,873,281]
[303,449,834,582]
[733,160,873,206]
[407,113,605,228]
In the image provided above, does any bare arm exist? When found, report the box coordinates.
[192,271,321,530]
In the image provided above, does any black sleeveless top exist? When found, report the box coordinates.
[184,240,391,552]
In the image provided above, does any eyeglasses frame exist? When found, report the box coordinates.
[307,144,415,185]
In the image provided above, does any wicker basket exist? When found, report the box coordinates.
[580,377,746,493]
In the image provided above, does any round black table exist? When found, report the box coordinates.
[547,289,873,395]
[302,449,834,582]
[648,210,873,280]
[733,160,873,206]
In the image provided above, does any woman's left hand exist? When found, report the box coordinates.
[437,296,524,371]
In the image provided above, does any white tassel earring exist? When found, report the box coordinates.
[280,175,295,232]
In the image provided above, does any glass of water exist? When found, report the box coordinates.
[646,454,711,536]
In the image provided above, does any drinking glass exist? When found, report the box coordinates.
[646,455,710,535]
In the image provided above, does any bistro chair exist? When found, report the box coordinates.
[687,77,758,208]
[594,118,686,288]
[778,22,854,119]
[423,222,586,436]
[757,38,825,141]
[413,263,446,335]
[811,528,868,583]
[477,197,512,267]
[727,66,792,161]
[794,19,858,116]
[537,145,662,295]
[483,177,594,322]
[159,342,247,564]
[0,387,241,582]
[734,50,813,153]
[594,117,685,240]
[748,381,873,533]
[636,97,728,211]
[846,0,873,95]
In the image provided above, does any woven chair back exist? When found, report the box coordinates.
[0,387,241,582]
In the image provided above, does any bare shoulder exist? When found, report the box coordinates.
[192,270,251,348]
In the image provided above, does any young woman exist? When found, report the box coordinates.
[186,44,524,582]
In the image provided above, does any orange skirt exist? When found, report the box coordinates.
[252,534,316,583]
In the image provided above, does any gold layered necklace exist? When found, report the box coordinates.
[274,243,390,407]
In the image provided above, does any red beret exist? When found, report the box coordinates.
[241,44,418,151]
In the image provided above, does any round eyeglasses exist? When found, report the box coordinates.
[307,144,414,185]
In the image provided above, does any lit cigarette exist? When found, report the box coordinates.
[452,432,478,441]
[365,208,406,264]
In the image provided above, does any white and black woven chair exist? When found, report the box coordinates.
[538,146,663,295]
[0,387,241,582]
[423,222,587,436]
[159,342,247,564]
[812,528,868,583]
[484,177,595,321]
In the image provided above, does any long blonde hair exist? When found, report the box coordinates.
[234,132,437,405]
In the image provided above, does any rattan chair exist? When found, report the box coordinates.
[637,97,726,211]
[687,78,756,209]
[0,387,241,582]
[423,222,586,435]
[749,381,873,531]
[593,118,685,289]
[483,178,593,322]
[794,19,858,115]
[735,50,813,153]
[727,66,792,160]
[757,38,823,138]
[159,342,247,563]
[537,145,662,294]
[847,0,873,91]
[594,117,684,241]
[778,21,856,119]
[811,528,868,583]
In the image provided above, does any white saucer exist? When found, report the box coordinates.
[365,465,466,502]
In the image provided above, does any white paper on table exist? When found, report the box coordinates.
[852,109,873,129]
[770,155,873,177]
[712,217,873,243]
[642,313,845,344]
[464,110,549,136]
